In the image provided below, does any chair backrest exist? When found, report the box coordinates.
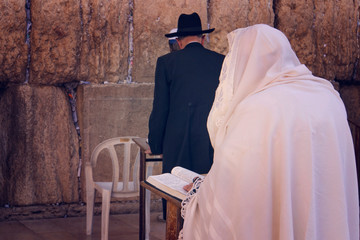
[89,137,140,198]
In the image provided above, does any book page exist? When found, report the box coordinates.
[147,173,188,198]
[171,166,204,183]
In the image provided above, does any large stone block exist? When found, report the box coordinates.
[77,83,161,201]
[0,85,79,205]
[275,0,360,81]
[208,0,275,54]
[30,0,129,84]
[340,85,360,125]
[30,0,82,84]
[79,0,130,83]
[339,84,360,198]
[132,0,208,83]
[0,0,28,83]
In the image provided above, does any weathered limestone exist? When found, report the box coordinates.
[275,0,360,81]
[339,84,360,197]
[30,0,129,84]
[208,0,275,54]
[79,0,130,83]
[0,0,28,83]
[0,199,162,221]
[30,0,82,84]
[0,85,79,205]
[2,0,359,85]
[340,85,360,124]
[77,83,162,201]
[132,0,208,83]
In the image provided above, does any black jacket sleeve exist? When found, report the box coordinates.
[148,57,169,154]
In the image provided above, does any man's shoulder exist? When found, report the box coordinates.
[204,47,225,58]
[182,45,225,60]
[157,45,224,62]
[157,51,179,62]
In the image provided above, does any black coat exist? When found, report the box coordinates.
[148,42,225,174]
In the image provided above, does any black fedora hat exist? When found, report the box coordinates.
[165,12,215,38]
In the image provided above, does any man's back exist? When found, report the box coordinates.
[147,11,224,222]
[160,42,224,111]
[149,42,224,174]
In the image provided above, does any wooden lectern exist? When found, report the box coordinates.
[133,138,183,240]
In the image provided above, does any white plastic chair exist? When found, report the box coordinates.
[85,136,153,240]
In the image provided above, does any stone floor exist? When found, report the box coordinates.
[0,212,165,240]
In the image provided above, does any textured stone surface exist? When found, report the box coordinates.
[208,0,275,54]
[77,83,154,161]
[0,200,162,220]
[79,0,129,83]
[340,85,360,125]
[77,83,162,201]
[30,0,129,84]
[0,85,79,205]
[30,0,82,84]
[0,87,10,203]
[2,0,359,84]
[0,0,28,83]
[339,84,360,199]
[132,0,208,83]
[275,0,360,81]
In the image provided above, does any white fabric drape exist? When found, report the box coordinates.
[181,24,359,240]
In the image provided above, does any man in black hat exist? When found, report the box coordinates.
[147,12,225,220]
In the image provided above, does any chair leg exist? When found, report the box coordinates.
[101,190,111,240]
[145,189,151,240]
[86,186,95,235]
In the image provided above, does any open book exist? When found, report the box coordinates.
[145,166,204,200]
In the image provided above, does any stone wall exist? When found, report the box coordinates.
[0,0,359,219]
[0,0,28,83]
[275,0,360,81]
[76,83,162,202]
[0,85,79,206]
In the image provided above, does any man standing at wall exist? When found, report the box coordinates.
[168,28,181,52]
[147,12,225,220]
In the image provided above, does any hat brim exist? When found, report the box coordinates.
[165,28,215,38]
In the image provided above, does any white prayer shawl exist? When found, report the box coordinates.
[181,24,359,240]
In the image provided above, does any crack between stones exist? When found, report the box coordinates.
[77,0,84,82]
[63,82,83,202]
[73,0,85,202]
[272,0,279,28]
[351,5,360,81]
[206,0,211,43]
[25,0,32,84]
[122,0,134,84]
